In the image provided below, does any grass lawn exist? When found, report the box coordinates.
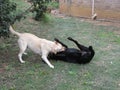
[0,0,120,90]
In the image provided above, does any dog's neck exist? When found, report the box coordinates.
[50,43,58,54]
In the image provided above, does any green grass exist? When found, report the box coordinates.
[0,0,120,90]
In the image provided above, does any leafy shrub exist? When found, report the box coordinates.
[47,1,59,10]
[30,0,51,21]
[0,0,17,38]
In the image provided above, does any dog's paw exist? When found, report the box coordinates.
[54,38,59,42]
[23,52,27,55]
[50,65,54,69]
[67,37,72,40]
[21,61,25,63]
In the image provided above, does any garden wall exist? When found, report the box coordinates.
[59,0,120,21]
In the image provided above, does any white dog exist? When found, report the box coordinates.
[9,26,65,68]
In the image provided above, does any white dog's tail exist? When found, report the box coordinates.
[9,26,21,36]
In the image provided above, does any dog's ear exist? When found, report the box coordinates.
[89,46,93,50]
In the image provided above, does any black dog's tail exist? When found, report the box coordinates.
[54,38,68,48]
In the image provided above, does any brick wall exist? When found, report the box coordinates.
[59,0,120,21]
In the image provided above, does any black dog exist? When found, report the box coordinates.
[48,37,95,64]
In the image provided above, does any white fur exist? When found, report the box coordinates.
[9,26,65,68]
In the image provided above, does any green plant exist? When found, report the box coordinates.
[47,1,59,9]
[0,0,17,38]
[30,0,51,21]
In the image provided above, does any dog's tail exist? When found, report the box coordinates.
[9,25,21,37]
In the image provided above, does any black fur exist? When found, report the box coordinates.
[49,37,95,64]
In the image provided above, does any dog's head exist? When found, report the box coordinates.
[53,41,66,54]
[88,46,95,57]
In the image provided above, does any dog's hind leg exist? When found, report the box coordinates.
[18,39,27,63]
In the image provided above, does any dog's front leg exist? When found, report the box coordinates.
[68,37,87,51]
[42,54,54,69]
